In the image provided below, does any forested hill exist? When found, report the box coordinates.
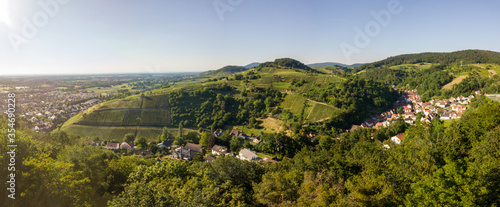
[202,58,316,78]
[356,50,500,102]
[356,50,500,70]
[257,58,318,72]
[201,65,248,78]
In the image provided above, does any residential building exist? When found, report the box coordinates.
[391,133,405,144]
[121,142,134,149]
[104,142,120,150]
[172,143,203,161]
[212,145,229,155]
[238,149,259,161]
[185,143,203,152]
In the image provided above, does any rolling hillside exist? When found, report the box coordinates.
[62,51,500,142]
[63,58,347,140]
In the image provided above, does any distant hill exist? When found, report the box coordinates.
[244,62,260,69]
[308,62,364,68]
[201,65,248,78]
[356,50,500,70]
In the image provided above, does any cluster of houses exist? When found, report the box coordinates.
[354,89,482,147]
[171,141,261,162]
[89,134,263,163]
[96,140,153,156]
[351,89,479,133]
[1,90,100,133]
[171,129,268,162]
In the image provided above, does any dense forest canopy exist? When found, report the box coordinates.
[169,84,283,131]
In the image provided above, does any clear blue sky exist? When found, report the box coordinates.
[0,0,499,75]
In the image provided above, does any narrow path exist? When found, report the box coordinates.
[287,90,336,108]
[312,117,331,123]
[305,98,336,108]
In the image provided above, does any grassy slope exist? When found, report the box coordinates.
[443,64,500,90]
[442,75,468,90]
[63,92,173,140]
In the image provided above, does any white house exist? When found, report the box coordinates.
[440,112,451,120]
[436,101,448,108]
[238,149,259,161]
[212,145,228,156]
[120,142,134,149]
[391,133,405,145]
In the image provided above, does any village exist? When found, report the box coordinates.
[352,88,482,145]
[1,88,101,133]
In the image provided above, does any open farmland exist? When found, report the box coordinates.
[82,83,140,94]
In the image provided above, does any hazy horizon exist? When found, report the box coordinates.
[1,0,499,75]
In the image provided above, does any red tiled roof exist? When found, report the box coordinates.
[395,133,405,141]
